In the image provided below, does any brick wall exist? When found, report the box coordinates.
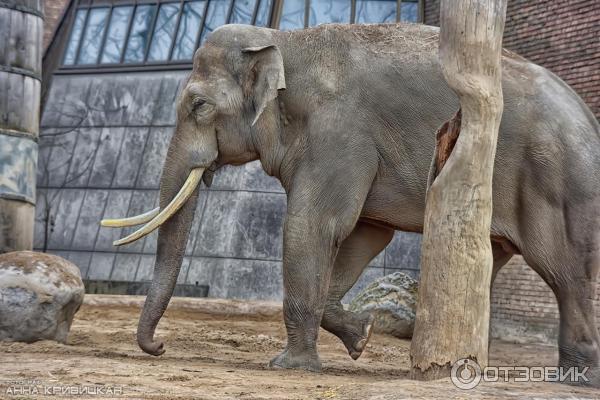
[423,0,441,26]
[491,257,600,342]
[424,0,600,341]
[490,257,559,341]
[43,0,70,51]
[424,0,600,119]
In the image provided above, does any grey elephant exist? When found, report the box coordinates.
[101,23,600,385]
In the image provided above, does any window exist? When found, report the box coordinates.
[122,4,155,63]
[278,0,421,30]
[356,0,398,23]
[101,6,134,63]
[62,0,273,68]
[62,0,421,69]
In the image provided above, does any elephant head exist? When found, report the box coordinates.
[101,25,286,355]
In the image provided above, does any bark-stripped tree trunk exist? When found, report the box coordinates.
[410,0,507,380]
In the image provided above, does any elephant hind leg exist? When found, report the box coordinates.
[519,207,600,387]
[554,233,600,386]
[555,286,600,386]
[321,221,394,360]
[323,231,515,360]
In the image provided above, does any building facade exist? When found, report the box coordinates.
[39,0,599,339]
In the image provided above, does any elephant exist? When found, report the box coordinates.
[101,23,600,385]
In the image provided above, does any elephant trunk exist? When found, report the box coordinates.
[101,123,218,355]
[136,150,202,356]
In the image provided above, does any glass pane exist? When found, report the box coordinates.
[309,0,350,26]
[63,9,88,65]
[124,5,157,63]
[172,1,205,61]
[279,0,304,30]
[100,6,134,64]
[400,1,418,22]
[356,0,396,23]
[255,0,273,26]
[230,0,255,24]
[148,3,182,62]
[77,8,110,64]
[200,0,233,44]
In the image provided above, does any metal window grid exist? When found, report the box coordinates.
[58,0,422,73]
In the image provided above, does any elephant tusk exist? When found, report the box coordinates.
[111,168,205,246]
[101,207,160,228]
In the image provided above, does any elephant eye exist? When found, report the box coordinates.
[192,99,206,113]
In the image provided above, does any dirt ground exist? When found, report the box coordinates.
[1,296,598,399]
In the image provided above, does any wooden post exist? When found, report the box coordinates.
[0,0,43,253]
[410,0,507,380]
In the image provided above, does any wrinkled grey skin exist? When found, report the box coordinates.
[136,23,600,384]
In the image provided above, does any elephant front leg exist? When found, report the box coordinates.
[268,132,379,371]
[269,213,343,372]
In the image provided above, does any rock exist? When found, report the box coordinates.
[348,272,418,338]
[0,251,84,343]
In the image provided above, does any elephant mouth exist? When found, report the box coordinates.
[202,161,219,187]
[100,167,205,246]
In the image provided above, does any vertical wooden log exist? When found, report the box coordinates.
[0,0,43,253]
[410,0,507,380]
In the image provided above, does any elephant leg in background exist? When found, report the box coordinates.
[321,221,394,360]
[518,202,600,387]
[322,233,514,359]
[532,257,600,387]
[551,246,600,386]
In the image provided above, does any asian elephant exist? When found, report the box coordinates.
[102,23,600,385]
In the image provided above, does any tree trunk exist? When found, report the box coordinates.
[410,0,507,381]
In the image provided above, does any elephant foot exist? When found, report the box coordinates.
[268,347,322,372]
[345,313,374,360]
[559,344,600,387]
[324,311,374,360]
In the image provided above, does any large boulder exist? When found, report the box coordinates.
[348,272,418,338]
[0,251,84,343]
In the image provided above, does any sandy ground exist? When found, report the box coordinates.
[1,296,598,399]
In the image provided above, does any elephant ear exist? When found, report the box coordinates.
[242,45,286,126]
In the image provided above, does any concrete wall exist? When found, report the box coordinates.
[38,70,422,301]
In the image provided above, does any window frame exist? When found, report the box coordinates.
[58,0,422,74]
[273,0,422,29]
